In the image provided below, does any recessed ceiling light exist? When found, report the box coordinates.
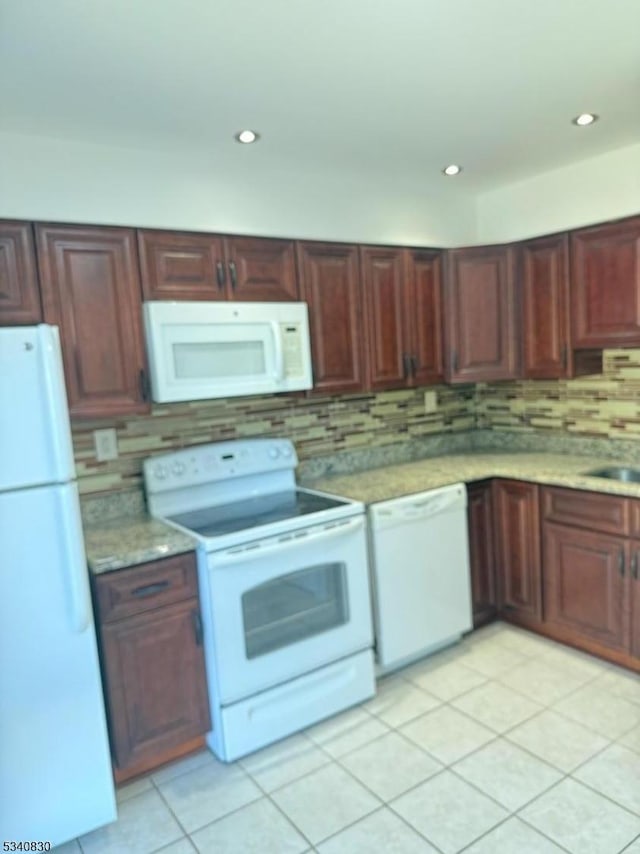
[442,164,462,176]
[235,129,260,144]
[572,113,599,127]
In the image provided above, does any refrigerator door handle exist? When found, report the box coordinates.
[57,485,92,633]
[39,325,76,481]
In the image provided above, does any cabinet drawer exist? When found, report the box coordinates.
[542,487,629,535]
[93,552,198,623]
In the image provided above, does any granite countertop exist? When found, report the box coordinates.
[84,514,197,574]
[308,452,640,504]
[83,451,640,573]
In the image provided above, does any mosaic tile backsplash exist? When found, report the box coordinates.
[476,349,640,436]
[72,348,640,497]
[72,385,475,495]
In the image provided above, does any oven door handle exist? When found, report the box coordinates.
[214,516,365,565]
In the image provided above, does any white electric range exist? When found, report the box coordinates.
[144,438,375,761]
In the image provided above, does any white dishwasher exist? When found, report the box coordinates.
[368,482,472,673]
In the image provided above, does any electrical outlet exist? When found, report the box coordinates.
[94,428,118,462]
[423,389,438,414]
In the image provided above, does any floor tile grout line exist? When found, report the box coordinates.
[454,809,575,854]
[619,830,640,853]
[564,771,640,820]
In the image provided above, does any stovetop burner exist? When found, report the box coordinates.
[167,489,350,538]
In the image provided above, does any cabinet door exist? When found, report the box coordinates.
[631,542,640,659]
[100,599,211,769]
[0,221,41,325]
[467,481,497,627]
[520,234,570,378]
[571,217,640,347]
[297,242,365,394]
[445,246,518,382]
[361,247,409,390]
[544,523,630,652]
[224,236,298,301]
[493,480,542,622]
[36,224,149,418]
[408,249,444,385]
[138,229,226,301]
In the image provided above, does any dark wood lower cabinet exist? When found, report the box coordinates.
[467,481,497,626]
[631,543,640,658]
[92,553,211,777]
[543,522,629,652]
[493,479,542,624]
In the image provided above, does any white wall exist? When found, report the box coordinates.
[476,142,640,244]
[0,132,476,247]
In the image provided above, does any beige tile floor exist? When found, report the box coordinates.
[56,623,640,854]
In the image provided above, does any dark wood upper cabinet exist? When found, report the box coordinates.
[571,216,640,348]
[138,229,226,301]
[467,480,497,627]
[35,224,149,418]
[493,479,542,623]
[361,247,408,390]
[520,234,570,379]
[0,220,42,325]
[137,231,297,302]
[297,242,365,394]
[225,236,298,301]
[361,246,443,391]
[444,245,518,383]
[409,249,444,385]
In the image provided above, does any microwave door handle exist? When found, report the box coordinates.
[215,517,365,566]
[271,321,285,382]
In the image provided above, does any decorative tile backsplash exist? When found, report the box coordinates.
[476,349,640,437]
[72,385,475,495]
[72,349,640,497]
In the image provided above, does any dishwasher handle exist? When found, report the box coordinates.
[370,486,466,529]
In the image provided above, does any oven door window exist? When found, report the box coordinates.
[241,562,349,659]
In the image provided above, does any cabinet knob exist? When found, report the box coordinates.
[228,260,238,290]
[402,353,412,379]
[139,368,151,402]
[192,610,204,646]
[216,261,226,289]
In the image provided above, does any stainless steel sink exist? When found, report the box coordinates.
[583,466,640,483]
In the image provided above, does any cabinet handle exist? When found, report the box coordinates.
[452,350,459,373]
[192,609,204,645]
[411,355,419,376]
[618,549,625,577]
[139,368,151,402]
[215,261,226,289]
[132,580,170,598]
[561,345,568,372]
[632,552,639,580]
[228,260,238,290]
[402,353,412,379]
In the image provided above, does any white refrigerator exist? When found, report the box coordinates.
[0,325,117,845]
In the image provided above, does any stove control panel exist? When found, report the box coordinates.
[143,438,298,494]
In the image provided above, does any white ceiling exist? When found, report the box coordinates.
[1,0,639,193]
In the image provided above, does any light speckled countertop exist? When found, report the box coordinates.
[84,515,196,574]
[308,452,640,504]
[84,451,640,573]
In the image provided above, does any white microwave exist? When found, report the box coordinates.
[143,301,313,402]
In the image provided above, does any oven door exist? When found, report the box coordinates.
[204,515,372,704]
